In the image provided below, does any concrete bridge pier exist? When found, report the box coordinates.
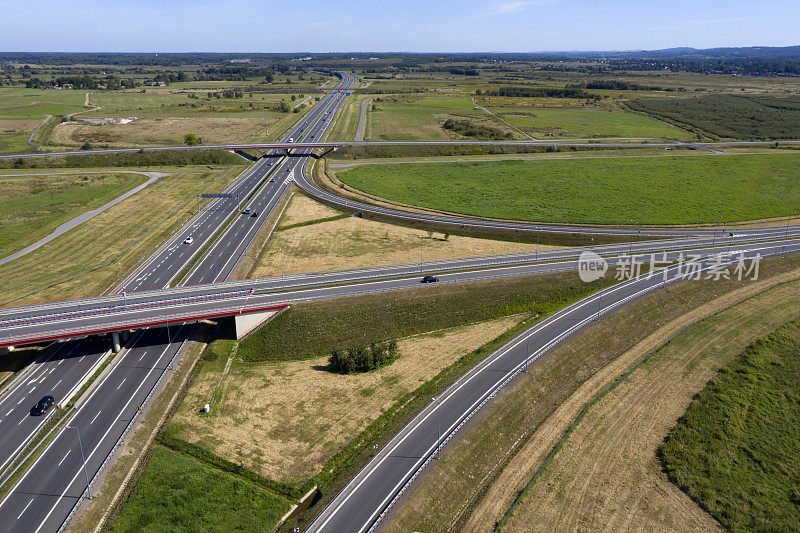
[111,331,121,353]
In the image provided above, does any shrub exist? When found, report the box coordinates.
[328,340,399,374]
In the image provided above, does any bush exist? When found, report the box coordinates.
[184,133,201,145]
[328,340,399,374]
[442,118,512,140]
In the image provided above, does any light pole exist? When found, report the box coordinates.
[640,202,647,234]
[535,231,540,261]
[561,199,565,227]
[786,211,796,238]
[118,262,123,286]
[196,194,200,215]
[415,188,419,213]
[418,236,424,271]
[66,426,91,500]
[483,194,486,221]
[628,219,634,254]
[166,319,174,370]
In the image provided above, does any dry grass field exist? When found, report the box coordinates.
[388,254,800,533]
[500,274,800,532]
[249,194,559,278]
[170,315,524,483]
[52,116,272,147]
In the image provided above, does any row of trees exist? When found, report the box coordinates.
[328,341,399,374]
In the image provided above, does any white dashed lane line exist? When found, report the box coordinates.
[58,450,71,466]
[17,498,33,520]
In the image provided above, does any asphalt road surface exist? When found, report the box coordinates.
[0,74,354,532]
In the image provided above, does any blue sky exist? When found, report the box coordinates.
[1,0,798,53]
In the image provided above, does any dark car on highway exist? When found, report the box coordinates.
[421,275,439,283]
[250,211,259,218]
[31,395,55,416]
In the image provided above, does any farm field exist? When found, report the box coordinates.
[111,445,292,532]
[0,170,147,259]
[247,193,557,279]
[365,95,517,140]
[486,105,692,139]
[336,153,800,225]
[388,253,800,533]
[625,94,800,140]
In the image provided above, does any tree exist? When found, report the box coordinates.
[81,140,93,150]
[184,133,201,146]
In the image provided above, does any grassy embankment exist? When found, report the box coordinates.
[660,318,800,531]
[388,252,800,533]
[121,267,604,531]
[111,444,293,532]
[336,153,800,225]
[0,171,146,259]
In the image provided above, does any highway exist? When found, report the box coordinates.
[0,68,798,533]
[2,139,800,160]
[307,242,798,533]
[0,73,354,532]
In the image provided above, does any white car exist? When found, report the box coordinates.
[184,236,194,245]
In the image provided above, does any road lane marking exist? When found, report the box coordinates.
[54,379,62,390]
[116,378,126,390]
[138,350,147,362]
[6,409,12,416]
[18,415,27,426]
[17,498,33,519]
[28,388,35,394]
[90,411,102,424]
[58,450,71,466]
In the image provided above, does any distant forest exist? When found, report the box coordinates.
[1,46,800,76]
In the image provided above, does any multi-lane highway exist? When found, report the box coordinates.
[1,68,799,533]
[0,73,354,532]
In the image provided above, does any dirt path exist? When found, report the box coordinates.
[26,114,53,150]
[472,96,535,140]
[0,171,166,267]
[493,272,800,532]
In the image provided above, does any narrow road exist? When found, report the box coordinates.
[355,96,378,141]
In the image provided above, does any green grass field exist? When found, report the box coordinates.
[0,171,146,259]
[488,105,692,139]
[0,87,86,119]
[661,318,800,531]
[366,96,510,140]
[112,445,292,532]
[337,153,800,225]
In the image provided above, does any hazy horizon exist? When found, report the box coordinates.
[1,0,798,54]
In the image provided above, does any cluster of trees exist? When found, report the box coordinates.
[482,85,593,99]
[442,118,512,140]
[328,340,399,374]
[581,79,671,91]
[449,68,479,76]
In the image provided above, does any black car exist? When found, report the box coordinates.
[250,211,259,218]
[421,275,439,283]
[31,395,55,416]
